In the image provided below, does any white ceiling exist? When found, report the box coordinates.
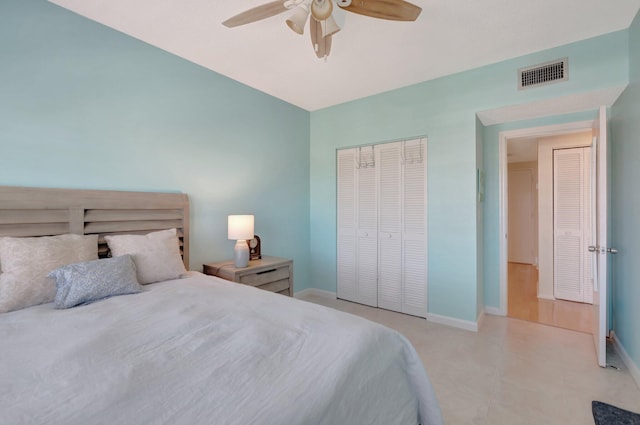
[48,0,640,111]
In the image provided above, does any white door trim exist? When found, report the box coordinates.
[498,120,593,316]
[592,105,608,367]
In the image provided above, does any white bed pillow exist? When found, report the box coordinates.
[49,254,143,309]
[104,229,187,284]
[0,234,99,313]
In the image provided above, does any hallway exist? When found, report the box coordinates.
[507,262,594,333]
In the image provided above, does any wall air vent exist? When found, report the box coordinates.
[518,58,568,90]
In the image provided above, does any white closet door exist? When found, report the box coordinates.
[337,139,426,314]
[356,147,378,307]
[377,142,403,312]
[337,149,357,302]
[553,148,585,302]
[376,139,427,317]
[402,139,427,317]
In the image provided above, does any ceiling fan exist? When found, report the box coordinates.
[222,0,422,59]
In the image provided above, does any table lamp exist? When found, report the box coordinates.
[228,215,254,268]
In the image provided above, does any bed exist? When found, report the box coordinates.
[0,185,444,425]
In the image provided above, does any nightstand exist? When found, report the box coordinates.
[203,256,293,296]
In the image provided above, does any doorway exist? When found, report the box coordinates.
[501,123,595,334]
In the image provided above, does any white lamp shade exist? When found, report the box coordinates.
[228,215,254,240]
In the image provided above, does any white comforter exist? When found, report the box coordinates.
[1,272,443,425]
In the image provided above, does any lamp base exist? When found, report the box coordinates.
[234,240,250,268]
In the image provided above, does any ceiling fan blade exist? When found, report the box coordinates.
[310,17,332,59]
[338,0,422,21]
[222,1,288,28]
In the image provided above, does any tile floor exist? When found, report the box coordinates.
[300,294,640,425]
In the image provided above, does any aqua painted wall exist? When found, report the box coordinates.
[611,11,640,373]
[1,0,636,330]
[310,31,629,323]
[0,1,311,286]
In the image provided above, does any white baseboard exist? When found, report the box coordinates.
[537,294,555,301]
[296,289,480,332]
[426,312,479,332]
[476,309,486,329]
[484,306,503,316]
[610,331,640,390]
[294,288,337,300]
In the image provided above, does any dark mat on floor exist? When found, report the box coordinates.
[593,401,640,425]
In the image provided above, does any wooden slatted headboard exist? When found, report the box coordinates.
[0,186,190,267]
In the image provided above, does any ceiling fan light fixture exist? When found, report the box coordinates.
[223,0,423,60]
[320,15,340,38]
[286,3,310,34]
[311,0,333,21]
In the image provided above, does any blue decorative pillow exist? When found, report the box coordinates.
[48,255,142,309]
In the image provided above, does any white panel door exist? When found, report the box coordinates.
[402,139,427,317]
[508,169,534,264]
[337,149,357,302]
[553,148,585,302]
[377,142,403,312]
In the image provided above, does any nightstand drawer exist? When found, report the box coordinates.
[239,266,289,286]
[202,256,294,296]
[255,278,290,293]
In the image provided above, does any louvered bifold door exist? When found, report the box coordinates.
[377,142,403,312]
[337,149,358,302]
[356,146,378,307]
[376,139,427,317]
[553,148,586,302]
[402,139,427,317]
[337,139,426,313]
